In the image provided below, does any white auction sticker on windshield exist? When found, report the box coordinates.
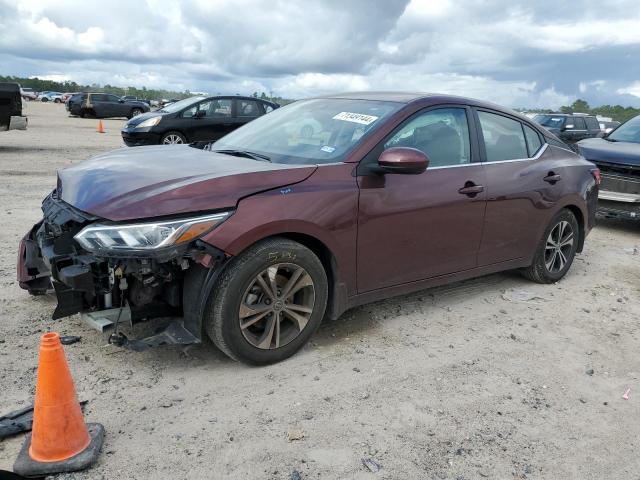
[333,112,379,125]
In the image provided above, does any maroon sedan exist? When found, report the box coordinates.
[17,92,599,364]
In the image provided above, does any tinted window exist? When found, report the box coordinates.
[572,117,586,130]
[478,111,528,161]
[106,94,120,102]
[385,108,471,167]
[523,125,543,156]
[585,117,600,130]
[263,103,274,114]
[533,115,566,128]
[608,115,640,143]
[237,99,261,117]
[91,94,107,102]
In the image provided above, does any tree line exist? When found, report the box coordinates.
[525,99,640,123]
[1,75,294,105]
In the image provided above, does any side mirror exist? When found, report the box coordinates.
[194,109,206,118]
[375,147,429,174]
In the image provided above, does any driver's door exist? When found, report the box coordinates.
[356,106,487,292]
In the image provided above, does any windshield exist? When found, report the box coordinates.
[212,98,401,164]
[160,96,205,113]
[608,115,640,143]
[533,115,566,128]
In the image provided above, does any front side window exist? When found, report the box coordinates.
[212,98,401,165]
[107,94,120,103]
[384,108,471,167]
[478,111,528,162]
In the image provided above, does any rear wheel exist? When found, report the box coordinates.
[522,209,579,283]
[204,238,328,365]
[54,98,62,103]
[160,131,186,144]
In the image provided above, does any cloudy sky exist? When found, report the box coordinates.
[1,0,639,108]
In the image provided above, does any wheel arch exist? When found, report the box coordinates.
[563,204,585,253]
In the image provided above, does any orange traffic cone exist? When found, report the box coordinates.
[96,120,105,133]
[13,332,104,477]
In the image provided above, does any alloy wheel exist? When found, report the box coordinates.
[544,220,574,273]
[239,263,315,350]
[131,108,142,117]
[162,134,184,144]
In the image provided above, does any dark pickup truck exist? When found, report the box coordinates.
[0,83,28,132]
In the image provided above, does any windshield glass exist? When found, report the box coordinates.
[533,115,566,128]
[212,98,402,165]
[160,96,205,113]
[608,115,640,143]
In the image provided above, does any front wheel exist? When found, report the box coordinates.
[160,131,186,145]
[205,238,328,365]
[522,209,579,283]
[129,108,143,118]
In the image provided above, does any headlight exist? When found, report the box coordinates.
[135,116,161,129]
[74,212,232,253]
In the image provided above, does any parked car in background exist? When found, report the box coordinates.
[19,92,598,365]
[37,91,63,103]
[122,95,150,105]
[20,87,37,101]
[533,113,601,144]
[599,121,621,135]
[578,115,640,219]
[67,93,150,119]
[121,95,279,145]
[62,92,81,103]
[1,82,27,132]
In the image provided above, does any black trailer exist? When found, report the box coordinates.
[0,82,28,132]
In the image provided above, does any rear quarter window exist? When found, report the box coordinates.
[477,111,528,161]
[523,125,543,156]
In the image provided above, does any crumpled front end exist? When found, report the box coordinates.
[17,191,228,348]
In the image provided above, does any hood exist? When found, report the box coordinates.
[58,145,317,221]
[577,137,640,167]
[124,111,161,127]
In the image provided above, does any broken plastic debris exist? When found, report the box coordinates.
[623,388,631,400]
[362,458,381,472]
[501,289,549,303]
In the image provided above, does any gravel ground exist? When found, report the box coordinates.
[1,102,639,479]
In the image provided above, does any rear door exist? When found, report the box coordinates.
[475,109,564,265]
[356,105,487,291]
[188,98,234,141]
[90,94,109,117]
[106,94,127,117]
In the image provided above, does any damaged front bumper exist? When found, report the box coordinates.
[17,192,228,349]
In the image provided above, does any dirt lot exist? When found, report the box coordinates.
[1,102,639,479]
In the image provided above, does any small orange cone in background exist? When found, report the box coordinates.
[13,332,104,477]
[96,120,105,133]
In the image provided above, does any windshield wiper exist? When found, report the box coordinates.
[213,149,271,162]
[604,137,617,142]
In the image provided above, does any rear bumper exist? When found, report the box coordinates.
[598,199,640,219]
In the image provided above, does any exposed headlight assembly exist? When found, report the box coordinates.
[135,116,161,129]
[74,212,232,254]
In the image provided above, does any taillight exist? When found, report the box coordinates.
[591,168,601,185]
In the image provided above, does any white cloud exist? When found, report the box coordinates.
[1,0,639,107]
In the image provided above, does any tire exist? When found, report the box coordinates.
[205,237,328,365]
[54,98,61,104]
[129,108,143,118]
[522,209,579,284]
[79,109,94,119]
[41,98,49,102]
[160,131,187,145]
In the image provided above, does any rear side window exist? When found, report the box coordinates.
[585,117,600,130]
[572,117,586,130]
[91,94,107,102]
[237,100,261,117]
[523,125,543,157]
[478,111,528,161]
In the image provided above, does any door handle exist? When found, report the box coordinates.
[543,172,562,184]
[458,182,484,197]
